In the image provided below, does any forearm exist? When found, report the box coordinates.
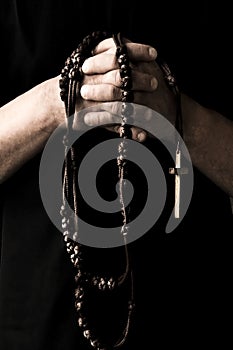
[182,93,233,197]
[0,76,65,183]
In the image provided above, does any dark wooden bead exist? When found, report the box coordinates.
[121,76,132,90]
[75,301,83,311]
[120,68,130,78]
[107,277,116,290]
[78,317,88,328]
[118,54,129,65]
[75,271,82,282]
[83,329,91,339]
[122,90,134,103]
[121,125,132,139]
[59,90,66,101]
[60,31,134,350]
[75,287,84,299]
[122,102,134,116]
[90,339,99,348]
[116,45,127,58]
[128,300,135,310]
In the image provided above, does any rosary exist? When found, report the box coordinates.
[59,30,184,349]
[158,61,188,218]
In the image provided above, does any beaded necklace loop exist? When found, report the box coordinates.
[59,31,184,349]
[59,31,135,350]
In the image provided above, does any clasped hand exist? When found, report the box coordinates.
[73,37,177,142]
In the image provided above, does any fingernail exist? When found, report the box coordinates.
[80,85,88,99]
[137,131,146,142]
[151,77,158,90]
[149,47,157,59]
[82,60,89,73]
[84,113,93,126]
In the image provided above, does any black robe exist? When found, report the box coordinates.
[0,1,232,349]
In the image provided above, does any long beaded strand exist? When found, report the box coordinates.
[59,31,135,350]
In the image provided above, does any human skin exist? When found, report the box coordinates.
[0,38,233,198]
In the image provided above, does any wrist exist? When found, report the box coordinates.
[181,93,206,153]
[40,76,66,133]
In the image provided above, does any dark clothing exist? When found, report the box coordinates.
[0,1,232,349]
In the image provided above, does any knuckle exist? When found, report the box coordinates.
[96,113,101,125]
[111,101,122,115]
[109,85,120,100]
[144,108,153,122]
[114,124,121,133]
[114,70,121,86]
[150,77,158,90]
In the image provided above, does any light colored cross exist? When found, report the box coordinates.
[169,150,188,219]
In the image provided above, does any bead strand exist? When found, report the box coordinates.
[59,31,135,350]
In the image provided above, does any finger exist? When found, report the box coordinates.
[93,38,157,62]
[105,125,147,142]
[84,102,154,125]
[82,53,117,74]
[81,84,158,104]
[80,84,145,103]
[84,111,121,126]
[80,84,158,107]
[104,101,173,141]
[82,69,158,91]
[130,127,147,142]
[84,111,147,142]
[126,42,157,62]
[92,37,131,54]
[83,101,151,139]
[82,44,157,74]
[80,84,120,101]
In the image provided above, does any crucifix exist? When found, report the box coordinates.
[169,148,188,219]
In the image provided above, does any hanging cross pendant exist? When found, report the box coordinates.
[169,150,188,219]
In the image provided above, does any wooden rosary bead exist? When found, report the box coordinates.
[59,31,135,350]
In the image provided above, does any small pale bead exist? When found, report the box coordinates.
[90,339,98,347]
[75,301,83,310]
[83,329,91,339]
